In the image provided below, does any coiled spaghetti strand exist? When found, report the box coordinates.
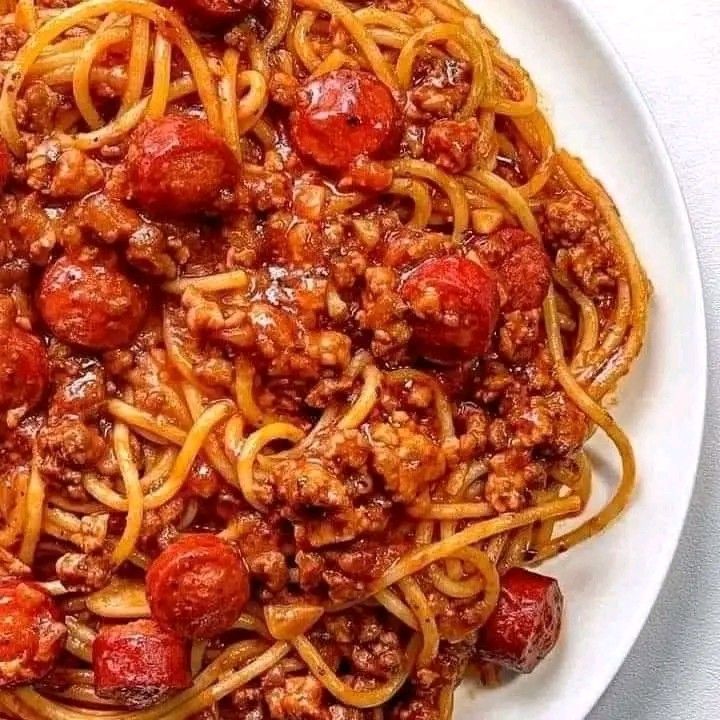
[293,634,421,707]
[296,0,398,88]
[145,31,171,118]
[0,0,222,156]
[71,26,129,128]
[396,23,489,120]
[391,158,469,240]
[532,287,636,562]
[119,16,149,113]
[110,422,144,566]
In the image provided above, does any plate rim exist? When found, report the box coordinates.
[453,0,709,717]
[517,0,709,716]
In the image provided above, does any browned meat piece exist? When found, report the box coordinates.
[321,541,406,603]
[497,309,542,363]
[248,550,288,593]
[0,24,28,61]
[339,157,394,192]
[265,675,326,720]
[37,416,105,473]
[484,448,546,513]
[237,165,292,212]
[185,458,222,499]
[368,422,446,504]
[409,57,471,118]
[17,82,61,134]
[423,118,480,173]
[47,348,106,420]
[543,191,618,294]
[390,638,474,720]
[474,228,551,312]
[139,496,186,540]
[68,192,142,243]
[56,552,112,592]
[273,459,351,513]
[26,142,103,199]
[504,390,589,456]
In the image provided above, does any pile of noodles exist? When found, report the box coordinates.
[0,0,649,717]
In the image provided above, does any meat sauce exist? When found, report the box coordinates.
[0,1,629,717]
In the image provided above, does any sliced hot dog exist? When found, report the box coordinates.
[290,69,400,169]
[400,255,500,363]
[127,115,238,215]
[475,567,563,673]
[0,325,48,413]
[93,619,191,707]
[146,534,250,639]
[38,253,147,351]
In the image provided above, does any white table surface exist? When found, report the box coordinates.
[574,2,720,719]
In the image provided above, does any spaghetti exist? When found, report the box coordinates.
[0,0,649,717]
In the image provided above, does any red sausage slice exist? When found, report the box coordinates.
[0,326,48,413]
[290,69,400,169]
[478,229,551,312]
[475,568,563,673]
[0,580,66,687]
[0,137,11,189]
[146,534,250,639]
[93,619,191,707]
[38,253,147,350]
[400,256,500,363]
[127,116,238,215]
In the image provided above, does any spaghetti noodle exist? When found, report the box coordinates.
[0,0,649,716]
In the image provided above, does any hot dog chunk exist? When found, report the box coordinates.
[93,619,191,707]
[401,256,500,363]
[476,228,552,312]
[127,116,238,215]
[0,137,11,189]
[290,69,400,169]
[146,534,250,639]
[0,580,66,687]
[38,253,147,350]
[172,0,257,25]
[0,325,48,414]
[475,568,563,673]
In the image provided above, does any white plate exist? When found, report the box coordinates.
[455,1,708,718]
